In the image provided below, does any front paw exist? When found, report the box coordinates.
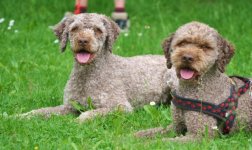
[14,111,36,119]
[134,127,165,138]
[134,130,153,138]
[162,134,198,143]
[76,111,93,123]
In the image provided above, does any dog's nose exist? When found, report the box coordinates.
[182,54,194,62]
[78,39,89,45]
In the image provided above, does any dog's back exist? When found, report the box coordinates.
[114,55,171,107]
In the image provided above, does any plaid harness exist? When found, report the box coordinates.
[171,76,251,134]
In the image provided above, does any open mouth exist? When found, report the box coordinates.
[75,50,95,64]
[178,67,199,80]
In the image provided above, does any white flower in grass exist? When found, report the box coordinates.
[150,101,156,106]
[137,33,142,37]
[2,112,8,118]
[124,33,129,37]
[144,25,150,29]
[9,19,14,26]
[54,39,59,44]
[7,26,11,30]
[14,30,19,33]
[212,126,218,130]
[0,18,5,24]
[116,46,120,50]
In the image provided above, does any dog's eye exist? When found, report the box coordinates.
[71,26,79,32]
[94,27,103,36]
[201,45,212,50]
[177,41,188,47]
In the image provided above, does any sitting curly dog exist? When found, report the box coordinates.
[135,21,252,142]
[20,13,174,122]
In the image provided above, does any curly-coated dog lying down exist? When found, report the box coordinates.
[135,21,252,142]
[20,13,174,122]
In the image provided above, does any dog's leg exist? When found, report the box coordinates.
[171,104,187,135]
[134,124,173,138]
[162,134,199,143]
[77,108,112,123]
[135,104,187,138]
[77,100,133,123]
[18,105,73,118]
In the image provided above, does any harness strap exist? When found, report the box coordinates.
[171,76,251,134]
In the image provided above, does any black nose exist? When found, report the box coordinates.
[78,39,89,45]
[182,54,194,62]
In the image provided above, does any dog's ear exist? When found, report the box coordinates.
[217,36,235,73]
[102,16,120,52]
[53,17,74,52]
[162,33,174,69]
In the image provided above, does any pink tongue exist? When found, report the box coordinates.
[76,52,91,63]
[180,69,195,80]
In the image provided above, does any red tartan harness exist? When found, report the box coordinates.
[171,76,251,134]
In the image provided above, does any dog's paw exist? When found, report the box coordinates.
[134,128,160,138]
[162,134,198,143]
[134,130,151,138]
[14,110,52,119]
[10,112,33,120]
[76,111,93,123]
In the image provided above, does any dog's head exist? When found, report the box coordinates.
[53,13,120,65]
[162,21,235,82]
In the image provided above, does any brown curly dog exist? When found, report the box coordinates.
[19,13,174,123]
[135,21,252,142]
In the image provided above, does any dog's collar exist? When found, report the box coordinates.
[171,76,251,134]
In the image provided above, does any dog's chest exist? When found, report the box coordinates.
[184,111,217,134]
[64,68,124,107]
[176,85,231,105]
[64,72,106,102]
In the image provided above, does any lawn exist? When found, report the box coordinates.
[1,0,252,149]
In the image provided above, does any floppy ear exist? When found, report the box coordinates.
[162,33,174,69]
[102,16,120,52]
[217,36,235,73]
[53,17,73,52]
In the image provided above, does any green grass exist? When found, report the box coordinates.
[1,0,252,149]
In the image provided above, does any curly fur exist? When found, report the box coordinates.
[19,13,174,122]
[135,21,252,142]
[162,33,174,69]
